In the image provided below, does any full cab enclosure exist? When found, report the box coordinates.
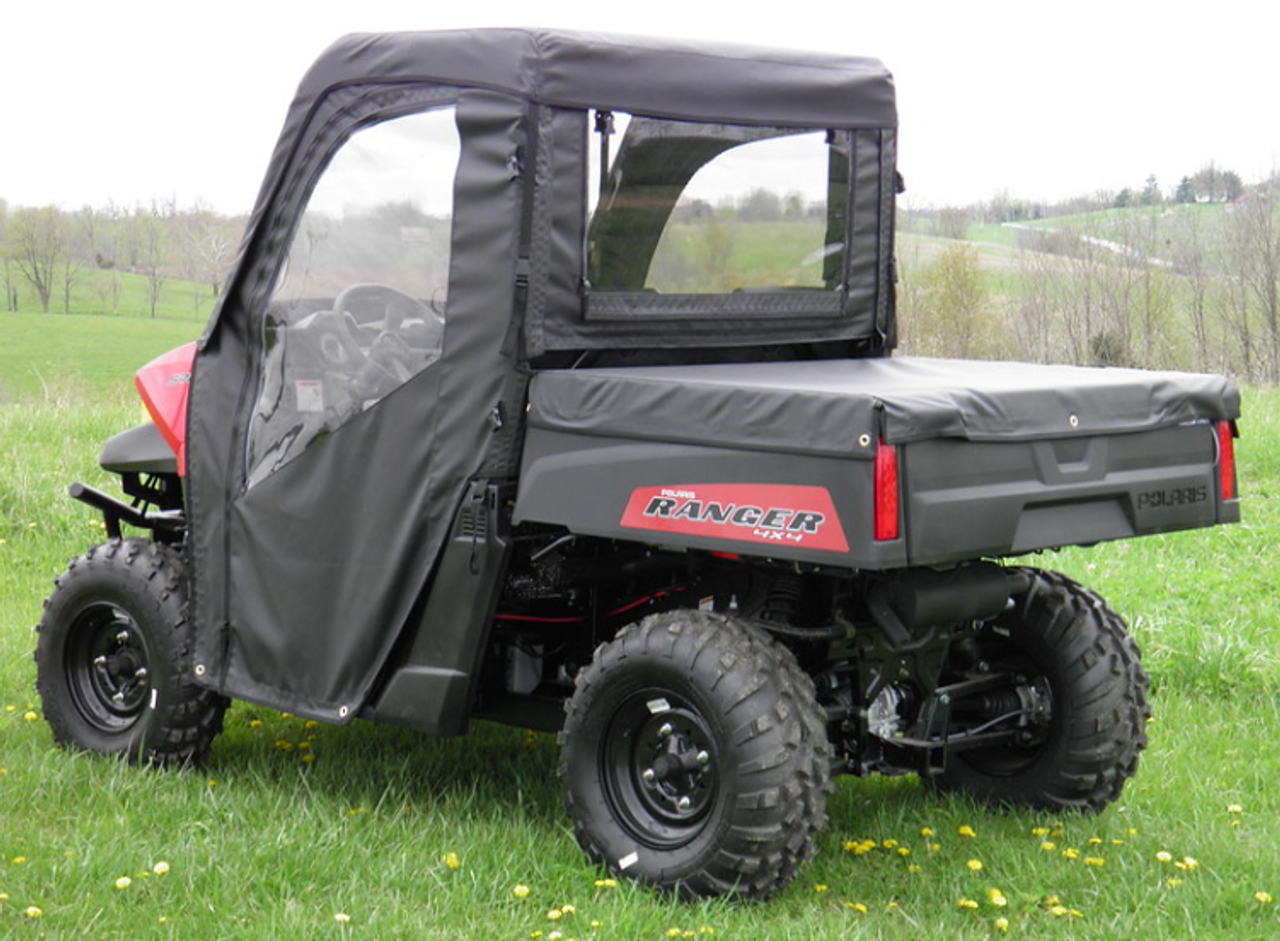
[40,29,1239,901]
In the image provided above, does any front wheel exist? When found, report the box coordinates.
[35,539,226,764]
[559,611,832,899]
[936,567,1150,811]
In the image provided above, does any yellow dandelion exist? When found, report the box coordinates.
[882,839,898,849]
[23,711,38,722]
[1049,904,1069,918]
[958,897,979,910]
[24,906,43,919]
[548,909,564,921]
[514,884,531,899]
[920,827,934,838]
[666,929,682,939]
[1178,856,1198,872]
[988,889,1008,907]
[1041,842,1056,852]
[966,859,983,872]
[1256,892,1274,904]
[561,904,576,915]
[301,753,316,764]
[845,902,869,914]
[443,852,460,870]
[115,876,133,890]
[1156,851,1173,863]
[207,779,218,787]
[334,912,351,923]
[249,719,263,729]
[897,847,911,857]
[12,856,28,865]
[1228,804,1244,814]
[4,705,13,712]
[995,916,1010,932]
[958,825,976,839]
[1084,857,1105,868]
[928,843,941,852]
[1031,827,1050,837]
[1166,878,1184,888]
[1062,848,1080,861]
[814,884,828,893]
[1087,837,1103,845]
[908,864,923,873]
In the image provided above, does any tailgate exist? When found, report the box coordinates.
[900,421,1237,566]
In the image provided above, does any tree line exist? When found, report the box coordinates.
[0,198,245,317]
[898,165,1280,384]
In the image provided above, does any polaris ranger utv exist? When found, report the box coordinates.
[37,29,1240,899]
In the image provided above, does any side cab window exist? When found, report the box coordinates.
[247,107,460,487]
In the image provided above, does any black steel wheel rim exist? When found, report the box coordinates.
[64,602,153,733]
[601,690,721,849]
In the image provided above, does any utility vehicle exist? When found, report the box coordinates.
[37,29,1241,899]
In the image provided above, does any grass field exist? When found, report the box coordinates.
[2,314,1278,939]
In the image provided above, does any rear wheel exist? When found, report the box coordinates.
[36,539,226,764]
[937,567,1150,810]
[560,611,831,899]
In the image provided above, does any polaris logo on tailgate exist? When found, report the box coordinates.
[621,484,850,553]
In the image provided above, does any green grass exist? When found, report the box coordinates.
[2,333,1279,937]
[0,311,203,402]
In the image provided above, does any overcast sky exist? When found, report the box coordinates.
[3,0,1276,214]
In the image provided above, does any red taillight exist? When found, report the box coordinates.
[874,441,900,541]
[1218,420,1237,502]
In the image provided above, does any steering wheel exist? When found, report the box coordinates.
[334,283,440,334]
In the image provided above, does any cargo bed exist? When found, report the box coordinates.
[515,357,1240,568]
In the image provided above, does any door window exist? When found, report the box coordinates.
[247,107,460,487]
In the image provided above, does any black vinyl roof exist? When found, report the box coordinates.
[296,28,897,127]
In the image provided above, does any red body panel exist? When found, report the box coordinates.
[134,342,196,476]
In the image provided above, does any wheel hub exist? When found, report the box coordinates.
[603,693,721,848]
[67,603,153,730]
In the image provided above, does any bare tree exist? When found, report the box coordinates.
[1226,181,1280,382]
[126,204,169,317]
[9,206,67,312]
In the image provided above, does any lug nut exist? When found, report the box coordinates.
[657,723,674,738]
[116,630,130,644]
[677,796,692,810]
[111,691,125,703]
[696,750,710,765]
[93,655,108,667]
[134,668,149,680]
[642,768,656,783]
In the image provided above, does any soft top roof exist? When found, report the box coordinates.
[297,28,896,127]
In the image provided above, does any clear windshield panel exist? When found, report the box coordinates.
[587,113,849,299]
[247,106,459,488]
